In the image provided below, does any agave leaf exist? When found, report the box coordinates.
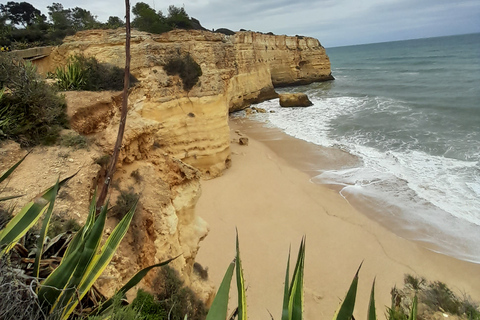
[367,278,376,320]
[0,194,24,202]
[332,262,362,320]
[61,198,138,318]
[61,191,98,262]
[206,259,235,320]
[0,203,47,253]
[0,173,75,254]
[55,205,108,318]
[408,295,417,320]
[281,245,291,320]
[0,152,28,184]
[37,239,85,309]
[289,237,306,320]
[235,230,247,320]
[33,180,59,278]
[94,255,179,315]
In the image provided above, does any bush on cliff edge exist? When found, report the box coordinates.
[0,54,68,146]
[55,54,136,91]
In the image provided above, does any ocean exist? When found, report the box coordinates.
[244,33,480,263]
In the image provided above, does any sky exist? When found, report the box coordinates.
[19,0,480,47]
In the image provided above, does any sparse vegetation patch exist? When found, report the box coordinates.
[55,54,136,91]
[60,132,88,149]
[164,54,202,91]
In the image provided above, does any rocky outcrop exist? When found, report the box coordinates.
[35,29,332,178]
[0,138,214,305]
[22,28,332,303]
[279,93,313,107]
[233,32,334,88]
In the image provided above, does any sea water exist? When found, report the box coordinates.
[246,33,480,263]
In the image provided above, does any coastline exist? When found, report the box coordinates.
[230,117,480,264]
[195,118,480,319]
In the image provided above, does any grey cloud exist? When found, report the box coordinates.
[25,0,480,47]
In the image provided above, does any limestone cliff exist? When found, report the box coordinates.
[35,29,332,177]
[12,28,333,304]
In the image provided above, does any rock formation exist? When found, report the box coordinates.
[10,28,333,304]
[35,29,332,178]
[279,93,313,107]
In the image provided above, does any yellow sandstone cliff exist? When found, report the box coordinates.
[36,28,332,178]
[7,28,332,302]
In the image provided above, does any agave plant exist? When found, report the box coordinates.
[205,234,417,320]
[0,158,175,319]
[55,60,86,91]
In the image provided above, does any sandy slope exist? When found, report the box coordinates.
[195,119,480,319]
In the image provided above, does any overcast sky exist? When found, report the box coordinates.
[24,0,480,47]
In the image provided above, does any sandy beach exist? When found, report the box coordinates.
[195,118,480,319]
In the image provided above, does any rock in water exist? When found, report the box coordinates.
[279,93,313,107]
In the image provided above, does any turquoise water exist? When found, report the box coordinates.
[248,33,480,263]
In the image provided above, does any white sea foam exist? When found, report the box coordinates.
[249,94,480,262]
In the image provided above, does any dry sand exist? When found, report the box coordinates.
[195,118,480,319]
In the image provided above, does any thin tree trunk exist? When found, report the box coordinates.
[96,0,131,212]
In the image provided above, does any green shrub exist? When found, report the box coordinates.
[153,265,207,320]
[111,189,139,219]
[95,154,111,168]
[131,289,167,320]
[56,54,136,91]
[404,274,426,291]
[130,169,142,182]
[88,294,142,320]
[0,54,68,146]
[423,281,461,314]
[46,213,82,238]
[163,54,202,91]
[60,132,88,149]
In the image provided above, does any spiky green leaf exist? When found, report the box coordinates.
[33,180,59,278]
[56,205,108,318]
[236,230,247,320]
[61,190,98,262]
[332,263,362,320]
[281,246,291,320]
[408,295,417,320]
[0,202,42,253]
[206,259,235,320]
[0,194,24,202]
[0,172,73,253]
[367,279,376,320]
[0,152,28,184]
[95,256,179,315]
[61,198,138,318]
[289,237,305,320]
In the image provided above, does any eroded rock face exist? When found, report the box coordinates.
[36,29,333,178]
[0,140,215,305]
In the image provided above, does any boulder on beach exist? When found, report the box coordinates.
[279,93,313,107]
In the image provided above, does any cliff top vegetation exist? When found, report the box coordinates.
[0,1,205,49]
